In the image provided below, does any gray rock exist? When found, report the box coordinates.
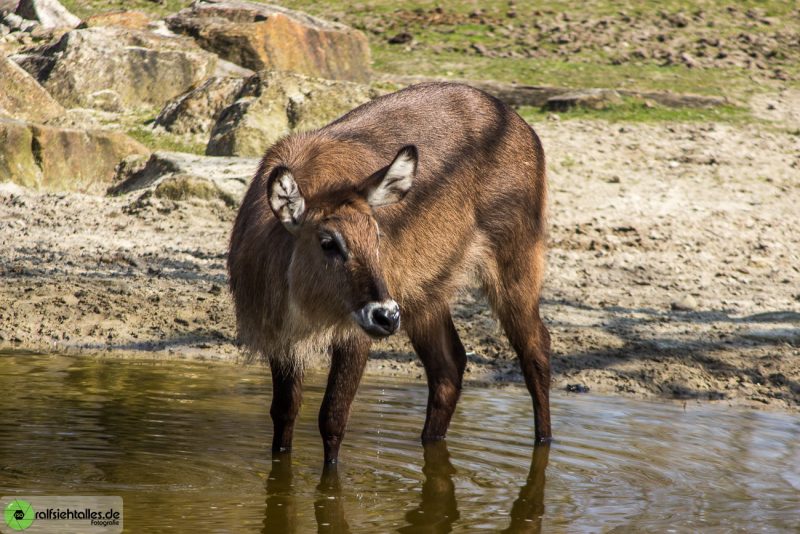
[155,76,246,135]
[214,57,254,78]
[12,26,218,110]
[543,89,623,112]
[110,150,258,206]
[206,70,376,157]
[15,0,79,29]
[3,11,37,31]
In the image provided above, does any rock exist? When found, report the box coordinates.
[155,76,246,135]
[109,150,257,206]
[166,0,370,83]
[670,295,698,312]
[206,70,376,157]
[0,1,20,14]
[543,89,623,111]
[566,384,590,393]
[85,89,123,112]
[15,0,80,29]
[0,55,64,122]
[12,26,218,110]
[0,118,40,188]
[214,57,254,78]
[0,117,149,191]
[3,11,38,31]
[81,10,151,30]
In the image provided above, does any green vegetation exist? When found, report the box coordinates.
[60,0,189,19]
[279,0,797,100]
[518,98,752,123]
[57,1,798,125]
[126,126,206,155]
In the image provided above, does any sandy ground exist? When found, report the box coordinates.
[1,118,798,410]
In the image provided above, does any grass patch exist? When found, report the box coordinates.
[372,51,756,98]
[60,0,191,19]
[126,126,206,155]
[518,98,752,123]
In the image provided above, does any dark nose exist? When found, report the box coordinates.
[371,305,400,335]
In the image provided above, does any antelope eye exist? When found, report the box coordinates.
[319,233,345,259]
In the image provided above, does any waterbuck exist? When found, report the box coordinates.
[228,82,551,463]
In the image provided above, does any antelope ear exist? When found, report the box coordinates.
[267,167,306,232]
[365,145,417,208]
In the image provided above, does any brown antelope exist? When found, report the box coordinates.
[228,82,551,463]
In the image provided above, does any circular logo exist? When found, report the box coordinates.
[4,500,34,531]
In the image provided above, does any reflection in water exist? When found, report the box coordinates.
[262,441,551,534]
[503,444,550,534]
[263,453,297,534]
[1,353,798,532]
[399,441,460,533]
[315,465,351,533]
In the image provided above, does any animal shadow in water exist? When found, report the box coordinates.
[399,441,550,533]
[502,443,550,534]
[263,452,297,534]
[262,443,550,533]
[398,440,459,533]
[262,454,350,534]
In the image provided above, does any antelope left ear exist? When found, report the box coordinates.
[365,145,417,208]
[267,166,306,233]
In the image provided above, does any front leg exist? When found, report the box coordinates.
[319,335,370,463]
[270,359,304,452]
[406,308,467,442]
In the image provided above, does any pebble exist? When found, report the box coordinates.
[670,295,698,311]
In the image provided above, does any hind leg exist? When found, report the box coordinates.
[407,306,468,442]
[485,242,552,442]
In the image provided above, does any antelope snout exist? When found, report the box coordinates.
[354,299,400,338]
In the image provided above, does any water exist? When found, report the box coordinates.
[1,352,798,533]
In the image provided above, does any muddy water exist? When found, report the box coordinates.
[0,352,797,532]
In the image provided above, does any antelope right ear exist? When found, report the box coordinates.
[267,167,306,233]
[365,145,417,208]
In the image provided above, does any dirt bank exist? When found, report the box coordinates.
[1,118,798,409]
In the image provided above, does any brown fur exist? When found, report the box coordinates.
[228,82,551,462]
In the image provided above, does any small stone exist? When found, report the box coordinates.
[388,32,412,44]
[471,42,490,56]
[566,384,590,393]
[670,295,698,312]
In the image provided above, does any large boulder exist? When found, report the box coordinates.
[15,0,79,29]
[166,0,371,83]
[110,151,257,206]
[0,119,40,188]
[0,118,149,191]
[0,1,20,14]
[12,26,218,110]
[0,55,64,122]
[206,70,376,157]
[155,76,246,135]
